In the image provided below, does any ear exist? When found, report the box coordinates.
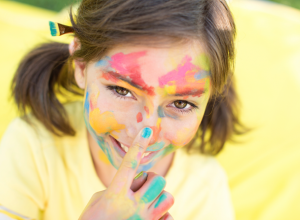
[69,38,86,89]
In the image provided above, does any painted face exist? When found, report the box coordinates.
[83,42,211,172]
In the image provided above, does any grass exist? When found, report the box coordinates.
[10,0,300,12]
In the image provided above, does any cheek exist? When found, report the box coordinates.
[163,117,200,147]
[89,109,126,134]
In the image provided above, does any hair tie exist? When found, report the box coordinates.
[49,21,74,36]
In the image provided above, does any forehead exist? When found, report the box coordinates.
[101,42,209,86]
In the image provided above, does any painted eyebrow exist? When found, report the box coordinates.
[172,88,206,97]
[104,70,144,90]
[103,70,206,97]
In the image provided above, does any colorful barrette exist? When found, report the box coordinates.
[49,21,74,36]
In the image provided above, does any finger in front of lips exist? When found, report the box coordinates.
[107,127,153,193]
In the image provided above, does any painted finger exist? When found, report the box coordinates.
[159,212,174,220]
[150,191,174,220]
[130,171,148,192]
[108,127,153,192]
[134,172,166,205]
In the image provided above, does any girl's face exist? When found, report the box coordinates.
[83,42,211,172]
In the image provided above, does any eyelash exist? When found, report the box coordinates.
[105,85,198,114]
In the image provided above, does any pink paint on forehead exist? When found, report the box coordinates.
[109,51,155,96]
[158,55,200,87]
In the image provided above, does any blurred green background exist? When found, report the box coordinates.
[9,0,300,12]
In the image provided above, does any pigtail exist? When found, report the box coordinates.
[11,42,82,136]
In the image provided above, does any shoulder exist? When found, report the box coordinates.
[167,149,234,220]
[175,148,228,181]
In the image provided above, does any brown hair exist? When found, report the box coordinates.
[12,0,247,154]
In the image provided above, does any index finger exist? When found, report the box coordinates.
[108,127,153,192]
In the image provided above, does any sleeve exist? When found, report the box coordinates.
[0,118,48,220]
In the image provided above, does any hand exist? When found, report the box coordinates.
[79,127,174,220]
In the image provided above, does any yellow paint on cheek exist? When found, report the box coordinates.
[89,108,126,134]
[98,149,110,164]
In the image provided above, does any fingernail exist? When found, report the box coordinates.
[134,171,144,180]
[141,127,152,139]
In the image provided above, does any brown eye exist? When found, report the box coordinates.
[174,100,188,109]
[115,87,129,96]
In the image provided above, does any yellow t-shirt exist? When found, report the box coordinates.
[0,101,234,220]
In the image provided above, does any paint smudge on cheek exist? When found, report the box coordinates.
[146,141,165,151]
[89,83,100,111]
[136,112,143,123]
[144,106,149,114]
[89,108,126,134]
[98,149,110,164]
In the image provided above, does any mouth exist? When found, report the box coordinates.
[109,135,161,164]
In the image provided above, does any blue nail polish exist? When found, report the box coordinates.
[141,127,152,139]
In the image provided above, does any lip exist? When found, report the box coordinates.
[109,135,161,164]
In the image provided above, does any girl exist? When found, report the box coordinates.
[0,0,245,219]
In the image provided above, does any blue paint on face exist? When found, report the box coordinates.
[158,105,178,120]
[158,106,165,118]
[83,102,119,169]
[194,70,210,81]
[84,91,89,116]
[95,56,111,67]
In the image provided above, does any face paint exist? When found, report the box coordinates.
[84,45,212,172]
[99,51,156,96]
[136,112,143,123]
[146,141,165,152]
[144,106,150,117]
[89,108,126,134]
[158,55,210,97]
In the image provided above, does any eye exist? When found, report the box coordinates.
[173,100,188,109]
[106,85,135,99]
[115,86,129,96]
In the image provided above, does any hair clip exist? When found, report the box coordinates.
[49,21,74,36]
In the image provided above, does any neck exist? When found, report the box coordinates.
[87,130,175,188]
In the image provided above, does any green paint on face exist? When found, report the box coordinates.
[141,176,166,204]
[195,54,210,71]
[154,193,168,208]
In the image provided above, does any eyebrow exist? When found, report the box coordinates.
[172,88,206,97]
[103,70,145,90]
[103,70,206,97]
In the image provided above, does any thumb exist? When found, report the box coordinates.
[130,171,148,192]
